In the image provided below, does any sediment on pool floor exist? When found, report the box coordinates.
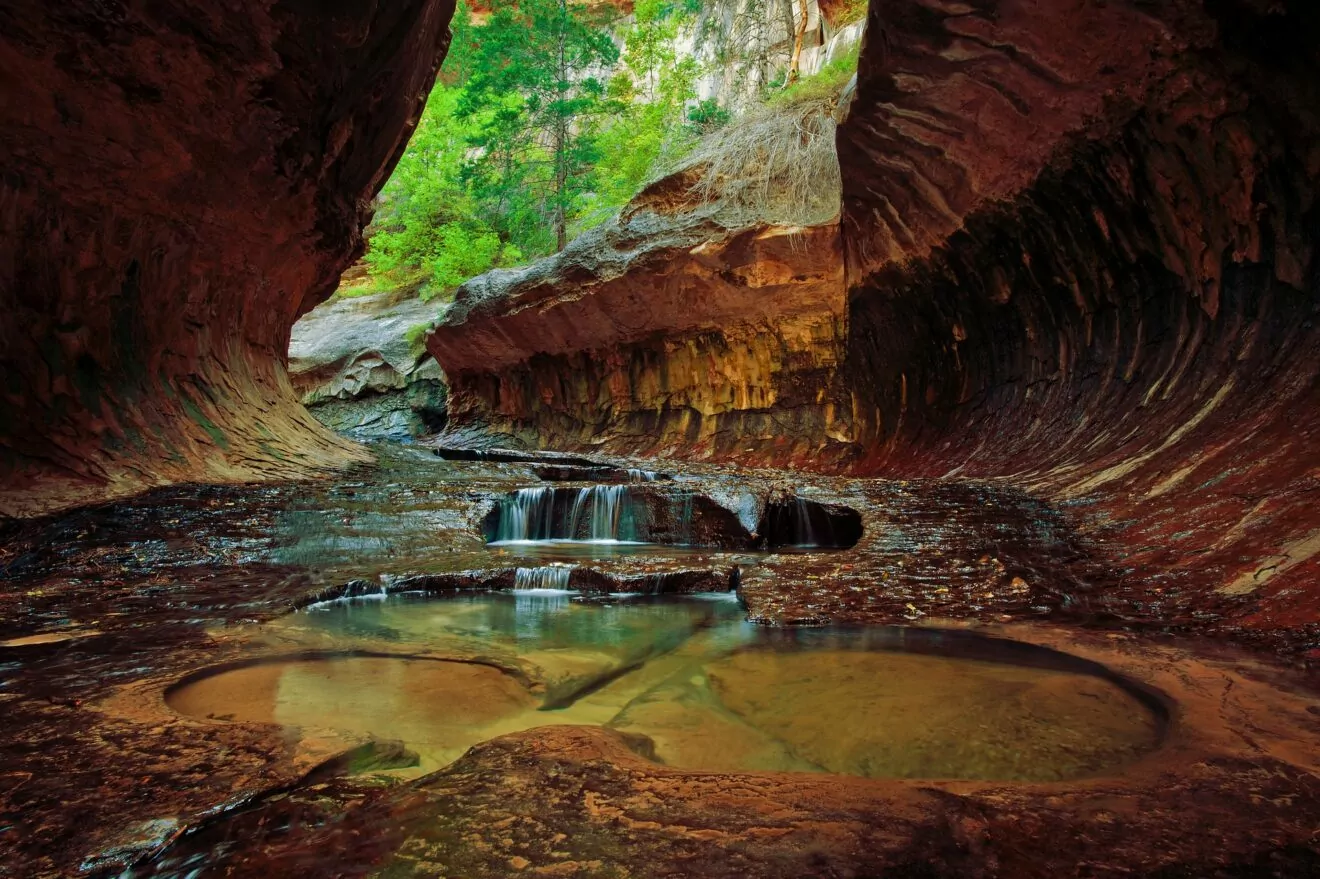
[169,595,1168,784]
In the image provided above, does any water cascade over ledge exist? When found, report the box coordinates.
[513,565,574,590]
[758,495,864,550]
[491,485,641,543]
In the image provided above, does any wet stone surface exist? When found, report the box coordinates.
[0,443,1318,876]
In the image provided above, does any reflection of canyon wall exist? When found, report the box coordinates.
[430,211,856,467]
[839,1,1320,634]
[0,0,453,516]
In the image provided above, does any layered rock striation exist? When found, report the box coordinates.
[430,0,1320,641]
[840,0,1320,634]
[0,0,454,516]
[429,103,858,467]
[290,286,447,440]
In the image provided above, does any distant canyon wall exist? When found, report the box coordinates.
[431,207,855,466]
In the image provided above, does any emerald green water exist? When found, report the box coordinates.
[169,593,1163,781]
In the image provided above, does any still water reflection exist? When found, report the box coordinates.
[169,593,1162,781]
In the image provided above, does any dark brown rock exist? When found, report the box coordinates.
[0,0,454,516]
[838,0,1320,640]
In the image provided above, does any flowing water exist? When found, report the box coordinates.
[168,593,1162,782]
[513,565,574,590]
[491,485,641,543]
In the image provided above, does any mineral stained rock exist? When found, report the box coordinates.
[289,286,447,440]
[840,0,1320,628]
[428,0,1320,634]
[431,219,853,467]
[0,0,454,516]
[429,108,857,469]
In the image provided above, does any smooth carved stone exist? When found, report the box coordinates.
[290,288,448,439]
[840,1,1320,631]
[430,209,856,469]
[0,0,455,516]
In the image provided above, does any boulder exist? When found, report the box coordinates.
[290,288,447,440]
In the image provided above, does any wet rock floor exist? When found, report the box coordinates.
[1,443,1319,876]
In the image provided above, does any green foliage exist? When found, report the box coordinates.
[575,0,699,230]
[363,78,520,302]
[457,0,621,251]
[358,0,859,302]
[404,322,432,360]
[764,42,859,108]
[687,98,731,132]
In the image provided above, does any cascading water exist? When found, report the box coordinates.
[758,496,863,549]
[513,565,574,590]
[492,486,639,542]
[792,498,820,547]
[494,488,559,542]
[678,491,694,545]
[569,484,631,541]
[626,469,658,483]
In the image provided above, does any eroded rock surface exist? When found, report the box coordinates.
[429,106,856,469]
[290,287,447,439]
[0,0,454,516]
[839,0,1320,640]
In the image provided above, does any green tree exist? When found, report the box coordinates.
[363,81,521,301]
[457,0,620,252]
[579,0,699,227]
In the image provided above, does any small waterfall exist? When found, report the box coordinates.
[793,497,820,546]
[569,485,633,541]
[678,491,694,545]
[759,496,861,549]
[495,487,559,542]
[513,565,574,590]
[493,485,637,542]
[626,469,658,483]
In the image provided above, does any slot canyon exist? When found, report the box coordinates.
[2,0,1320,876]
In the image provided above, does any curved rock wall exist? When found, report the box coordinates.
[840,0,1320,636]
[0,0,453,516]
[431,212,857,467]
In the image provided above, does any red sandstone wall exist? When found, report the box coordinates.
[840,0,1320,644]
[431,221,858,467]
[0,0,454,516]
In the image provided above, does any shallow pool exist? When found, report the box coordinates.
[168,593,1162,781]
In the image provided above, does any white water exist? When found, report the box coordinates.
[791,497,819,546]
[493,485,638,542]
[513,565,574,590]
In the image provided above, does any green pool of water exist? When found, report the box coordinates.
[168,593,1163,781]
